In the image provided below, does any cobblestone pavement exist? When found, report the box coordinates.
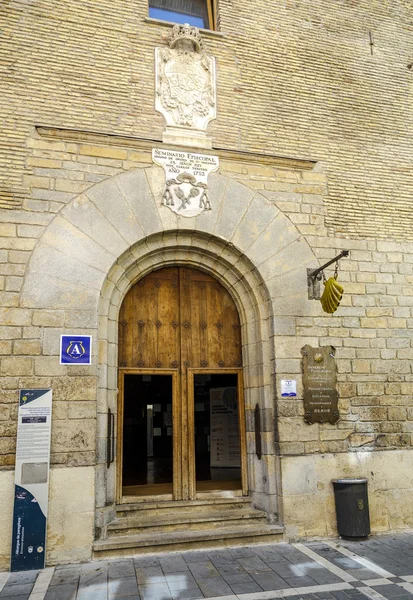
[2,534,413,600]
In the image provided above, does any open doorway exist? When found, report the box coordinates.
[193,373,242,492]
[122,374,173,496]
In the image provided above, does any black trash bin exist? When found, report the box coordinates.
[332,478,370,539]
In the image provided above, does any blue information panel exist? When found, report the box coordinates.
[60,335,92,365]
[11,389,52,572]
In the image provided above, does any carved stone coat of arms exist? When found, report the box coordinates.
[155,24,216,133]
[153,148,219,218]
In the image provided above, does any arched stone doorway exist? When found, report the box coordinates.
[96,230,282,536]
[19,166,318,554]
[117,266,247,502]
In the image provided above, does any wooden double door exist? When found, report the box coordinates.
[117,267,247,502]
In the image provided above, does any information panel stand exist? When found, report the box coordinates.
[11,389,52,572]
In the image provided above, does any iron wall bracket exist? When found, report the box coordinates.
[307,250,349,300]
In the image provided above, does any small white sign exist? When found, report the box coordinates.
[281,380,297,397]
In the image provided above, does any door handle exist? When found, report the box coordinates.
[107,409,115,468]
[254,404,262,460]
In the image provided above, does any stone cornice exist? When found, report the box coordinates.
[35,126,317,171]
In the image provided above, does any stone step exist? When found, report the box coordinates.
[116,496,251,519]
[107,508,267,536]
[94,524,285,559]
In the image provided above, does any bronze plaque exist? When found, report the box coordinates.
[302,345,339,424]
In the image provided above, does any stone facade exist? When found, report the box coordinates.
[1,0,413,570]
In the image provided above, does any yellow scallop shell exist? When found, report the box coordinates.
[320,277,344,314]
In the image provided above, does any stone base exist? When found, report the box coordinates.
[0,466,95,570]
[162,127,213,149]
[0,471,13,571]
[281,449,413,539]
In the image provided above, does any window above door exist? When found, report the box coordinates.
[148,0,215,30]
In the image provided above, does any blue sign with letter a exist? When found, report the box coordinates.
[60,335,92,365]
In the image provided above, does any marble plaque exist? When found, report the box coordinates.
[301,345,339,424]
[153,148,219,217]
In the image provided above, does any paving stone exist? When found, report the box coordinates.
[364,558,410,576]
[370,584,411,598]
[346,568,381,580]
[7,535,413,600]
[195,576,234,597]
[228,547,257,558]
[304,568,343,585]
[164,572,198,590]
[160,557,189,573]
[331,592,356,600]
[0,596,33,600]
[237,556,272,573]
[182,553,210,564]
[133,557,160,568]
[0,583,34,597]
[207,550,234,562]
[382,539,413,554]
[44,583,78,600]
[108,576,139,598]
[170,589,204,600]
[216,563,248,577]
[344,591,366,599]
[135,567,165,585]
[50,567,81,586]
[108,561,136,579]
[284,575,318,588]
[270,561,307,578]
[187,561,220,579]
[258,548,288,562]
[311,548,361,571]
[230,580,263,594]
[249,571,288,590]
[221,572,255,584]
[77,586,108,600]
[7,572,38,584]
[79,571,107,589]
[139,582,172,599]
[263,558,292,570]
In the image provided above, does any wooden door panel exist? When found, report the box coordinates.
[222,290,242,367]
[135,277,157,367]
[156,274,180,369]
[119,268,180,368]
[120,266,241,369]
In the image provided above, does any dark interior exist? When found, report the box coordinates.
[123,374,173,491]
[194,374,241,490]
[122,372,242,494]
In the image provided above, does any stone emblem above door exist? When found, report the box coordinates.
[155,24,216,149]
[152,148,219,217]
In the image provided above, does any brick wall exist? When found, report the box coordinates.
[1,0,413,237]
